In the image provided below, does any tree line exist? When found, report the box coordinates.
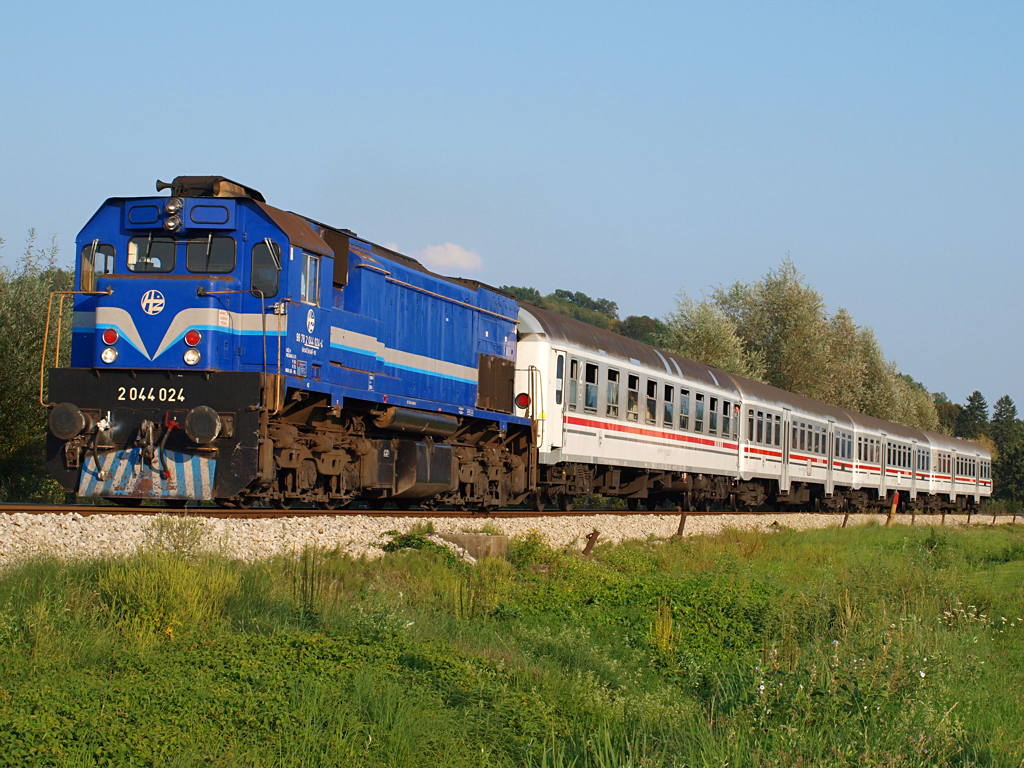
[502,258,1024,506]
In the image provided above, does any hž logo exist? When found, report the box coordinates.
[306,309,315,333]
[141,290,165,316]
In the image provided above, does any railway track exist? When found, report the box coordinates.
[0,502,1017,523]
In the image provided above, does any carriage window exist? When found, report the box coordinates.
[814,429,820,454]
[128,236,175,273]
[756,412,764,444]
[695,394,705,432]
[606,369,620,417]
[794,426,799,450]
[664,385,675,427]
[555,355,565,405]
[646,380,658,425]
[80,243,115,291]
[251,240,281,298]
[187,235,236,273]
[627,375,640,422]
[301,252,320,305]
[722,400,731,436]
[680,389,690,430]
[569,359,579,410]
[798,425,805,451]
[749,410,755,441]
[775,416,781,447]
[765,414,772,446]
[584,363,599,412]
[709,397,718,433]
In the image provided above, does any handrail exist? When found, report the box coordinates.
[195,287,293,412]
[39,289,112,406]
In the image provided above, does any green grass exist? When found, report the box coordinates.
[1,517,1024,766]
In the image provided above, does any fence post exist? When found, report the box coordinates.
[582,530,600,557]
[886,492,899,527]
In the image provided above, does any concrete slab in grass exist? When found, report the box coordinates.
[435,533,508,560]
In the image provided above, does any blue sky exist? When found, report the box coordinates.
[2,1,1021,411]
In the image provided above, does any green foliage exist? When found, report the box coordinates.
[617,314,668,346]
[0,231,73,502]
[499,285,620,329]
[3,523,1024,765]
[661,291,765,377]
[958,390,989,439]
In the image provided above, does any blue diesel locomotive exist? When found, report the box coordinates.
[46,176,535,509]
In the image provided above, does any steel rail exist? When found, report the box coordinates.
[0,503,1016,523]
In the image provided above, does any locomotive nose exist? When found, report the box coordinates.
[49,402,93,440]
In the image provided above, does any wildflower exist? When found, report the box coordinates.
[890,623,896,629]
[919,671,926,678]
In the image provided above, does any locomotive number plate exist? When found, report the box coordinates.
[117,386,186,403]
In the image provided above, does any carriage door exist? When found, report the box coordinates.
[549,350,567,452]
[910,441,918,500]
[780,409,792,493]
[879,434,889,499]
[825,421,836,496]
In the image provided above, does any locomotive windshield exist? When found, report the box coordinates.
[186,235,235,273]
[127,235,175,273]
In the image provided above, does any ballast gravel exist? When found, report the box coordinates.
[0,509,1014,568]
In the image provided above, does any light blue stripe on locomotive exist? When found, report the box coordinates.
[78,448,216,500]
[329,326,479,384]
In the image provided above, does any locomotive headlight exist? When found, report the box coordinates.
[164,215,182,232]
[183,348,201,366]
[101,346,118,364]
[164,197,184,215]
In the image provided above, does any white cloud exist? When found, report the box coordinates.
[415,242,483,273]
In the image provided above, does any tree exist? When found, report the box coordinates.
[994,436,1024,503]
[932,393,961,435]
[661,292,765,378]
[499,285,542,305]
[990,395,1019,452]
[617,315,667,346]
[956,391,989,440]
[0,230,72,502]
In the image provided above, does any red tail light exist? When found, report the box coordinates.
[184,329,202,347]
[515,392,531,409]
[101,328,118,345]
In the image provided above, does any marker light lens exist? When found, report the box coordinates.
[184,329,202,347]
[101,346,118,364]
[165,197,184,215]
[164,215,182,231]
[515,392,531,409]
[183,348,201,366]
[101,328,118,345]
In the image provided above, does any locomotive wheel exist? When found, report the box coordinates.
[272,496,293,510]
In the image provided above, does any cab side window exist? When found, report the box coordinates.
[80,242,115,291]
[251,241,282,298]
[301,252,320,305]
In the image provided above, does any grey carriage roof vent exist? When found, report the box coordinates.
[155,176,266,202]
